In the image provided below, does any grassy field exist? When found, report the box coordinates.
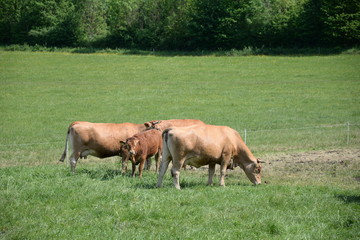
[0,50,359,239]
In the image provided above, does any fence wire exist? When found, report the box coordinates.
[0,123,359,149]
[242,123,360,152]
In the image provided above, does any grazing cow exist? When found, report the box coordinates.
[144,119,205,131]
[120,129,162,178]
[59,121,146,172]
[157,124,262,189]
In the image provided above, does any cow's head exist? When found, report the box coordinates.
[238,159,262,185]
[144,120,162,130]
[120,138,139,173]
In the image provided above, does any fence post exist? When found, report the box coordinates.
[347,122,350,144]
[244,129,247,144]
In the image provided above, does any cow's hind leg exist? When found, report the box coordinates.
[70,152,80,173]
[208,163,216,186]
[155,152,161,173]
[171,159,185,190]
[145,158,151,170]
[156,156,171,188]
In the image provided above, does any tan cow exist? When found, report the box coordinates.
[156,124,262,189]
[144,119,205,171]
[59,121,146,172]
[120,129,162,178]
[144,119,205,131]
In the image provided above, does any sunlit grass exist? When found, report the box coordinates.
[0,51,359,239]
[1,164,359,239]
[0,51,359,163]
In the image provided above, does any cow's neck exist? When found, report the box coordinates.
[236,142,257,165]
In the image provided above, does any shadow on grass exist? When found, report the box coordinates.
[336,195,360,204]
[78,168,122,181]
[131,177,203,189]
[71,47,357,57]
[133,182,157,189]
[3,44,358,56]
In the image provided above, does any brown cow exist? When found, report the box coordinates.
[120,129,162,178]
[59,121,146,172]
[156,124,262,189]
[144,119,205,131]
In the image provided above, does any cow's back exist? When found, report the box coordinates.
[166,125,239,166]
[165,119,204,128]
[145,119,205,131]
[133,129,162,154]
[70,121,146,158]
[168,124,238,149]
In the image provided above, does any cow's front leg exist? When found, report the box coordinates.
[219,163,227,187]
[219,154,232,187]
[208,163,216,186]
[138,158,146,179]
[131,161,136,178]
[121,159,128,174]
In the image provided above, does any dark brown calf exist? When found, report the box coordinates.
[120,129,162,178]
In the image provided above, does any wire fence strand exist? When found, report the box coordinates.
[0,123,359,148]
[241,123,360,145]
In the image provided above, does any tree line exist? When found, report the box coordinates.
[0,0,359,50]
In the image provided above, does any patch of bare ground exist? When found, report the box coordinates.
[182,148,359,189]
[259,148,360,188]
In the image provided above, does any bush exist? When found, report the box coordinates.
[0,0,359,49]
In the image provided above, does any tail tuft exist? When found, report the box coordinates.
[162,128,172,142]
[59,127,71,162]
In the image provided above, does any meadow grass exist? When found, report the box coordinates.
[0,51,359,158]
[1,163,359,239]
[0,51,359,239]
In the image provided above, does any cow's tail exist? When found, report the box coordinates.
[161,128,173,162]
[162,128,172,143]
[59,128,71,162]
[157,128,173,187]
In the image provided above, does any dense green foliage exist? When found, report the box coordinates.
[0,0,359,49]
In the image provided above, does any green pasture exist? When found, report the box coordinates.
[0,51,359,164]
[0,51,359,239]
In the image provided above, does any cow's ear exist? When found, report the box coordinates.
[150,120,161,125]
[254,164,261,174]
[257,158,265,164]
[144,122,151,128]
